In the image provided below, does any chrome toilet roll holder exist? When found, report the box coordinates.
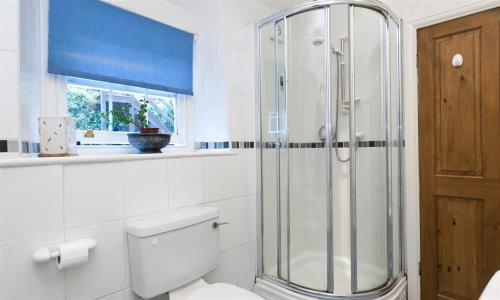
[33,238,97,264]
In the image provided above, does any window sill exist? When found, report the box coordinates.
[0,149,236,168]
[75,143,188,155]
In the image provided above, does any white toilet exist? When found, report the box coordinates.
[126,206,264,300]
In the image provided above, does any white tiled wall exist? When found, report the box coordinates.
[383,0,490,22]
[0,165,64,242]
[0,0,20,142]
[0,152,257,300]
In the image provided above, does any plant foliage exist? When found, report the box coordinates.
[67,89,102,130]
[105,98,149,129]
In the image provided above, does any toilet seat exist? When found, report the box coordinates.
[186,283,263,300]
[169,279,264,300]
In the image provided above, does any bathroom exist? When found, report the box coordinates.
[0,0,499,299]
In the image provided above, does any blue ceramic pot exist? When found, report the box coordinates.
[127,133,171,153]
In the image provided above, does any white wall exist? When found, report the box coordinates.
[19,0,43,144]
[0,0,20,145]
[382,0,490,23]
[0,151,257,300]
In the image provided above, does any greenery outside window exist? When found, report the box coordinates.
[65,77,187,146]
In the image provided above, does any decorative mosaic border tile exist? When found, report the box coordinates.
[194,140,402,150]
[260,140,398,149]
[0,140,41,154]
[0,140,19,153]
[194,141,255,150]
[5,139,402,153]
[21,141,41,154]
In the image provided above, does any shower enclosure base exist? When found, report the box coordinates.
[254,276,406,300]
[264,250,387,293]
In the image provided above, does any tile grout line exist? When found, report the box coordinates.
[61,164,68,300]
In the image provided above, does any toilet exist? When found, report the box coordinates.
[126,206,264,300]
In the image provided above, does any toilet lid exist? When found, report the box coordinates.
[187,283,263,300]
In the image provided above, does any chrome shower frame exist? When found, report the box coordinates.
[255,0,405,298]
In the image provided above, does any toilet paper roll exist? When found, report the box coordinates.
[56,240,89,270]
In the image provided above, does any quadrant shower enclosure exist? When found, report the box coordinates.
[255,1,405,299]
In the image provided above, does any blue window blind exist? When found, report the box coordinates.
[48,0,193,95]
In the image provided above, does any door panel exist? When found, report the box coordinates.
[436,196,483,299]
[434,29,481,176]
[418,8,500,300]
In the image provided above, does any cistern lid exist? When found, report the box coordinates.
[126,206,218,237]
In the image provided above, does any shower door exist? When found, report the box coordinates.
[352,6,389,292]
[287,8,330,292]
[259,7,332,292]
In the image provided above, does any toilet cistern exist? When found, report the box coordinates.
[126,206,263,300]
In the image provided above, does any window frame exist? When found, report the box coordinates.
[57,76,190,148]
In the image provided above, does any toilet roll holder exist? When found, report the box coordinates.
[33,238,97,263]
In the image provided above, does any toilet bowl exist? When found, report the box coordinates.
[170,279,262,300]
[126,206,263,300]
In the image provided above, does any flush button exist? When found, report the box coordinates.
[151,238,159,246]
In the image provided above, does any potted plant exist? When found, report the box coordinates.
[104,99,171,153]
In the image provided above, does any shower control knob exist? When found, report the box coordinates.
[318,125,336,142]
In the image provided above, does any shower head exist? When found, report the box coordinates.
[312,37,324,46]
[312,37,343,57]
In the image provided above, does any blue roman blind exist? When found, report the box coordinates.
[48,0,193,95]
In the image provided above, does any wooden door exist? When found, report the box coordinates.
[418,8,500,300]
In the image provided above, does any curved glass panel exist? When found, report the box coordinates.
[329,3,352,295]
[286,8,328,291]
[260,21,279,277]
[388,17,403,278]
[353,6,389,291]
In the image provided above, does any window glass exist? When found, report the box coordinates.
[65,77,187,147]
[67,80,177,135]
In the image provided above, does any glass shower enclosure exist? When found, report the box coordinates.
[256,0,404,298]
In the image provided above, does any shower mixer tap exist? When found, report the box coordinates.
[318,125,335,143]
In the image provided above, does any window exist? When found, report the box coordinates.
[65,77,187,146]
